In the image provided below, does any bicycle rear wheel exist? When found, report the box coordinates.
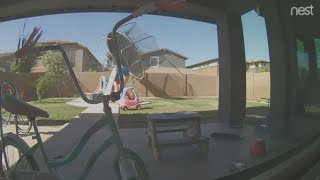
[15,115,32,133]
[0,133,39,179]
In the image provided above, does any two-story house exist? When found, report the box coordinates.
[107,48,188,70]
[33,40,102,73]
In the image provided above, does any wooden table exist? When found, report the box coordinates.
[146,111,209,160]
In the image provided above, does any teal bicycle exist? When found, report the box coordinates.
[0,26,147,180]
[0,2,185,179]
[0,2,186,179]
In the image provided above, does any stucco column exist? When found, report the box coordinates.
[263,0,296,137]
[217,12,246,127]
[305,38,317,81]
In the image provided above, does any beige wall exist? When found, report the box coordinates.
[0,71,270,101]
[144,73,186,97]
[187,74,218,96]
[132,73,218,97]
[246,72,270,100]
[0,72,111,100]
[193,66,219,76]
[0,72,40,100]
[45,72,111,98]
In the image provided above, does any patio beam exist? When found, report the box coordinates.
[217,11,246,127]
[304,38,317,81]
[263,0,297,137]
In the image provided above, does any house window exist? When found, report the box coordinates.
[150,56,159,67]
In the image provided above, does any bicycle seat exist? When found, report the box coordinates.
[1,94,49,119]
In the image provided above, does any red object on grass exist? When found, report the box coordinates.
[250,139,266,158]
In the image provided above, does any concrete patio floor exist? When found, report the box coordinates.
[3,99,313,180]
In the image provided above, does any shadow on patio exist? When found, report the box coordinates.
[28,104,274,180]
[118,106,269,129]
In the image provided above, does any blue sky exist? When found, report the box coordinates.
[0,11,269,66]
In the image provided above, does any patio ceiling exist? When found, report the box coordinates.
[0,0,260,23]
[1,0,319,38]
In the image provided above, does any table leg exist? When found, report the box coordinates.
[199,141,209,154]
[188,119,201,137]
[195,119,201,137]
[147,122,152,146]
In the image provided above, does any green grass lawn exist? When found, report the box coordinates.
[119,97,268,121]
[28,98,86,121]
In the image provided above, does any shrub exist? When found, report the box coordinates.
[36,75,55,101]
[255,65,270,73]
[0,66,5,72]
[36,51,66,100]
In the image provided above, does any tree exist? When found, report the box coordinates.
[36,51,66,100]
[255,64,270,73]
[0,66,5,72]
[36,74,55,101]
[11,55,36,73]
[42,51,66,75]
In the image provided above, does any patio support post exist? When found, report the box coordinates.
[305,39,317,81]
[263,0,296,137]
[217,11,246,127]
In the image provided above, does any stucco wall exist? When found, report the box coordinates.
[192,66,219,76]
[246,72,270,100]
[187,74,218,96]
[34,43,101,72]
[143,73,186,97]
[0,72,40,100]
[0,71,270,101]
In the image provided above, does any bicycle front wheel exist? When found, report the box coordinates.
[0,132,39,179]
[15,115,32,133]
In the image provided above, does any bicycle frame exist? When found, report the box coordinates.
[15,45,148,180]
[30,102,139,180]
[8,2,184,179]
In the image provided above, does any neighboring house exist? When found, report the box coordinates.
[141,48,187,68]
[246,60,270,70]
[0,52,15,71]
[186,58,219,75]
[186,58,219,70]
[107,48,188,69]
[33,40,103,73]
[187,59,270,71]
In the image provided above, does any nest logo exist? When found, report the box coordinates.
[291,5,314,16]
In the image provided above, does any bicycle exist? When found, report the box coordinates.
[0,51,149,180]
[0,43,149,180]
[0,1,184,179]
[0,82,32,134]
